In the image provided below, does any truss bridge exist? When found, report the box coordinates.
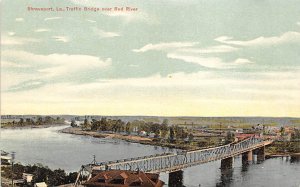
[75,137,273,186]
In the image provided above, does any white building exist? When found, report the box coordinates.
[35,182,47,187]
[23,173,34,183]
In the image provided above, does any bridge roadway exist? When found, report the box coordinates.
[77,137,273,178]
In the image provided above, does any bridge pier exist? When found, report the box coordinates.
[242,150,253,164]
[221,157,233,169]
[168,170,184,187]
[256,146,265,161]
[242,153,248,164]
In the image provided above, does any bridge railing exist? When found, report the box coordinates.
[90,137,269,173]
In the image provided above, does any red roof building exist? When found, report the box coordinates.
[235,133,261,141]
[84,170,164,187]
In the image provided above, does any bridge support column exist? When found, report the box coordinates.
[168,170,183,187]
[247,150,253,162]
[242,153,248,164]
[221,157,233,169]
[256,146,265,161]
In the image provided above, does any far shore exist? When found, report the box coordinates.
[1,123,67,129]
[60,127,300,155]
[59,127,197,150]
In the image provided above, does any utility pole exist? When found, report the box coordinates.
[11,151,15,187]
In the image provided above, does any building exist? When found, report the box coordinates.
[1,155,11,165]
[34,182,47,187]
[84,170,164,187]
[235,133,260,141]
[23,173,34,183]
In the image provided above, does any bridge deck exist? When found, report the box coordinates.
[82,138,272,174]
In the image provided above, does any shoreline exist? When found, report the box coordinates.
[59,127,196,150]
[1,123,67,129]
[60,127,300,154]
[266,152,300,158]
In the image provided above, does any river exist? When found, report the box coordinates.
[1,126,299,187]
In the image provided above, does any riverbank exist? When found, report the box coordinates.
[265,152,300,158]
[1,123,67,129]
[60,127,197,150]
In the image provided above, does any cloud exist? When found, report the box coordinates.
[167,53,227,68]
[215,31,300,46]
[2,50,112,91]
[94,28,120,38]
[44,17,62,21]
[2,69,300,116]
[15,18,24,22]
[167,52,254,68]
[133,41,253,68]
[36,54,111,77]
[178,45,238,54]
[297,22,300,26]
[86,19,96,23]
[35,28,50,32]
[1,35,39,45]
[1,61,30,68]
[233,58,254,65]
[133,42,198,53]
[7,80,45,92]
[8,32,15,36]
[52,36,69,42]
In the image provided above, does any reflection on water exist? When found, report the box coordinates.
[2,126,299,187]
[290,156,300,163]
[216,168,233,187]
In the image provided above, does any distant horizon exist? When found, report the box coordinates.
[1,114,300,118]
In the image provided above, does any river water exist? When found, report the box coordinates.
[1,126,299,187]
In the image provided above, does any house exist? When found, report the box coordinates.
[84,170,164,187]
[34,182,47,187]
[139,131,147,136]
[23,173,34,183]
[235,133,260,141]
[1,155,11,165]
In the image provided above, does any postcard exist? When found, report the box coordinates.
[1,1,299,187]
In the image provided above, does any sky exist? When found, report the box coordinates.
[1,0,300,117]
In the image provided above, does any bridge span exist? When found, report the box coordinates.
[75,137,273,186]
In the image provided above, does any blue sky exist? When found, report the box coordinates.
[1,0,300,116]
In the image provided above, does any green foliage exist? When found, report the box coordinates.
[1,163,77,186]
[169,127,175,143]
[70,120,77,127]
[225,131,235,144]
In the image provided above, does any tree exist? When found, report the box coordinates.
[19,118,24,126]
[45,116,54,124]
[188,133,194,142]
[71,120,77,127]
[91,119,100,131]
[81,118,90,130]
[100,117,108,131]
[125,122,131,134]
[174,125,187,140]
[169,127,175,143]
[225,131,235,144]
[280,126,285,136]
[160,120,169,139]
[36,116,43,125]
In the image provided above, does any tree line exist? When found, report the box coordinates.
[3,116,65,127]
[1,163,77,186]
[72,118,194,142]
